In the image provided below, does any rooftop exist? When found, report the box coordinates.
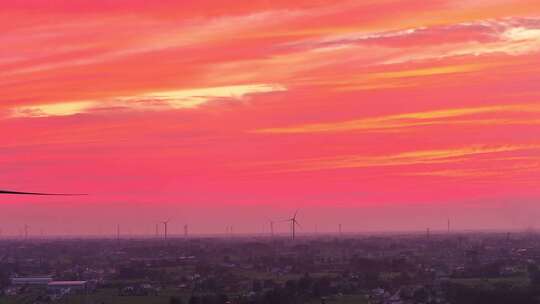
[48,281,87,286]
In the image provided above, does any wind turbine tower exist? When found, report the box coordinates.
[24,224,29,240]
[162,219,170,239]
[269,221,274,237]
[225,226,234,238]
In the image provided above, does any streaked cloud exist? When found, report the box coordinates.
[10,84,285,118]
[404,161,540,178]
[258,145,540,173]
[253,104,540,134]
[11,101,96,118]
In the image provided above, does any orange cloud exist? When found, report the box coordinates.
[403,161,540,178]
[255,145,540,173]
[9,84,285,118]
[254,104,540,134]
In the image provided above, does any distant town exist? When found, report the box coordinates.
[1,231,540,304]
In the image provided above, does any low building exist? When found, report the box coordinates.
[47,281,89,294]
[10,276,53,286]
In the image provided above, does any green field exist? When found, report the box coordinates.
[0,288,189,304]
[233,269,339,283]
[1,289,369,304]
[307,294,369,304]
[449,276,530,288]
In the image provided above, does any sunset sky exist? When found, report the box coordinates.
[2,0,540,236]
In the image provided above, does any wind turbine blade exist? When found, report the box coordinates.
[0,190,87,196]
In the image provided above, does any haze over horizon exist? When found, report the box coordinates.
[2,0,540,235]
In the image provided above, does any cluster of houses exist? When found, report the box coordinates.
[1,234,540,303]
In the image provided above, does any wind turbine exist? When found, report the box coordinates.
[24,224,29,240]
[1,189,85,240]
[284,210,301,240]
[0,189,86,196]
[267,219,275,237]
[225,225,234,238]
[162,219,170,239]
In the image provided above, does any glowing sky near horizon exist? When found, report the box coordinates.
[2,0,540,235]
